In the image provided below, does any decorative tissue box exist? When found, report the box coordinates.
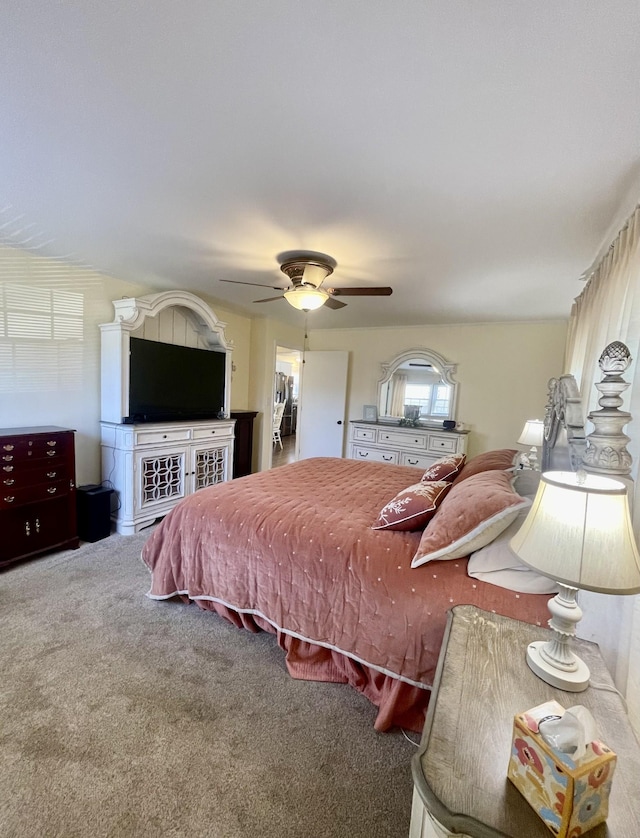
[507,701,616,837]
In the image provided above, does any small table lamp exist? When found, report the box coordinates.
[517,419,544,470]
[510,470,640,691]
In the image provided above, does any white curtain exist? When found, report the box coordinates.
[566,204,640,731]
[566,206,640,444]
[389,373,407,417]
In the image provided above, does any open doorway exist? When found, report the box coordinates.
[272,346,302,468]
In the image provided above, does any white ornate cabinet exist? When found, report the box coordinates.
[101,419,234,535]
[348,421,468,469]
[100,290,235,535]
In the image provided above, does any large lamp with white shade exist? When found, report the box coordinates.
[509,469,640,691]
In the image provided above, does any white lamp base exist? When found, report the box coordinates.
[526,641,590,692]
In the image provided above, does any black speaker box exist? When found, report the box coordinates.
[76,484,113,543]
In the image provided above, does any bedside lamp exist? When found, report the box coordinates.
[510,470,640,692]
[517,419,544,470]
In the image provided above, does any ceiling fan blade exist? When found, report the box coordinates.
[328,286,393,297]
[253,295,285,303]
[220,279,286,290]
[325,296,348,310]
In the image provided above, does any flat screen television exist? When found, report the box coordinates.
[125,337,226,423]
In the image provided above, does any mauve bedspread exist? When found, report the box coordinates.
[141,457,550,731]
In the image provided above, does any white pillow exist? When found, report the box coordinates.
[511,468,541,497]
[467,511,559,595]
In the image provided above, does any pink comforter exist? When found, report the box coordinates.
[142,457,550,730]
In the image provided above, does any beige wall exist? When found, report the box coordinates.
[199,292,253,411]
[308,321,568,456]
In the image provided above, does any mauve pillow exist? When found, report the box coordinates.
[411,470,530,566]
[420,453,466,483]
[454,449,518,484]
[372,480,451,532]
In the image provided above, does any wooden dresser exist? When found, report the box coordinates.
[0,426,79,568]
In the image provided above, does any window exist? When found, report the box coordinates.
[0,282,84,394]
[404,383,452,419]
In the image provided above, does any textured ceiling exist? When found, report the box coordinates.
[2,2,640,328]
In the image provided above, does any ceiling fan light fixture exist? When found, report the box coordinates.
[301,263,332,287]
[283,286,329,311]
[280,257,334,287]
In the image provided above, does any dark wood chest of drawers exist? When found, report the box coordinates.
[0,426,79,568]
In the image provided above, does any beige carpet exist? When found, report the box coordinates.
[0,532,417,838]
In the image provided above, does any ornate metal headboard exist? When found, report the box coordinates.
[542,341,633,484]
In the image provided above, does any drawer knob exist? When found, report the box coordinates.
[2,444,14,451]
[47,471,57,478]
[4,478,15,485]
[2,455,14,462]
[163,435,168,439]
[25,521,30,535]
[4,495,15,503]
[383,455,393,461]
[47,487,57,494]
[46,440,57,447]
[2,465,14,472]
[35,518,41,533]
[211,430,216,434]
[46,450,56,457]
[408,459,418,465]
[358,451,369,458]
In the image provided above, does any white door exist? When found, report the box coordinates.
[297,351,348,459]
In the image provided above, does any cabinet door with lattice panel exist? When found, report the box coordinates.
[190,443,229,491]
[134,447,188,513]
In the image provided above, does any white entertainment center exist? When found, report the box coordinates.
[100,290,235,535]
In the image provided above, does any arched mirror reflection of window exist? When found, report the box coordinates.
[378,349,458,424]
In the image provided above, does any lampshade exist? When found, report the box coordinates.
[517,419,544,447]
[283,286,329,311]
[510,471,640,594]
[510,470,640,691]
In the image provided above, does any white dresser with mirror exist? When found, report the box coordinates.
[349,348,468,468]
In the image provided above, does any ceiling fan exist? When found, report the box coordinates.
[220,251,393,312]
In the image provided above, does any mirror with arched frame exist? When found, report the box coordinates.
[377,348,459,424]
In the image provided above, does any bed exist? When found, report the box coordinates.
[141,451,552,732]
[141,341,634,733]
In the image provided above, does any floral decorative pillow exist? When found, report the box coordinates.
[421,453,466,483]
[372,480,452,532]
[411,470,530,566]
